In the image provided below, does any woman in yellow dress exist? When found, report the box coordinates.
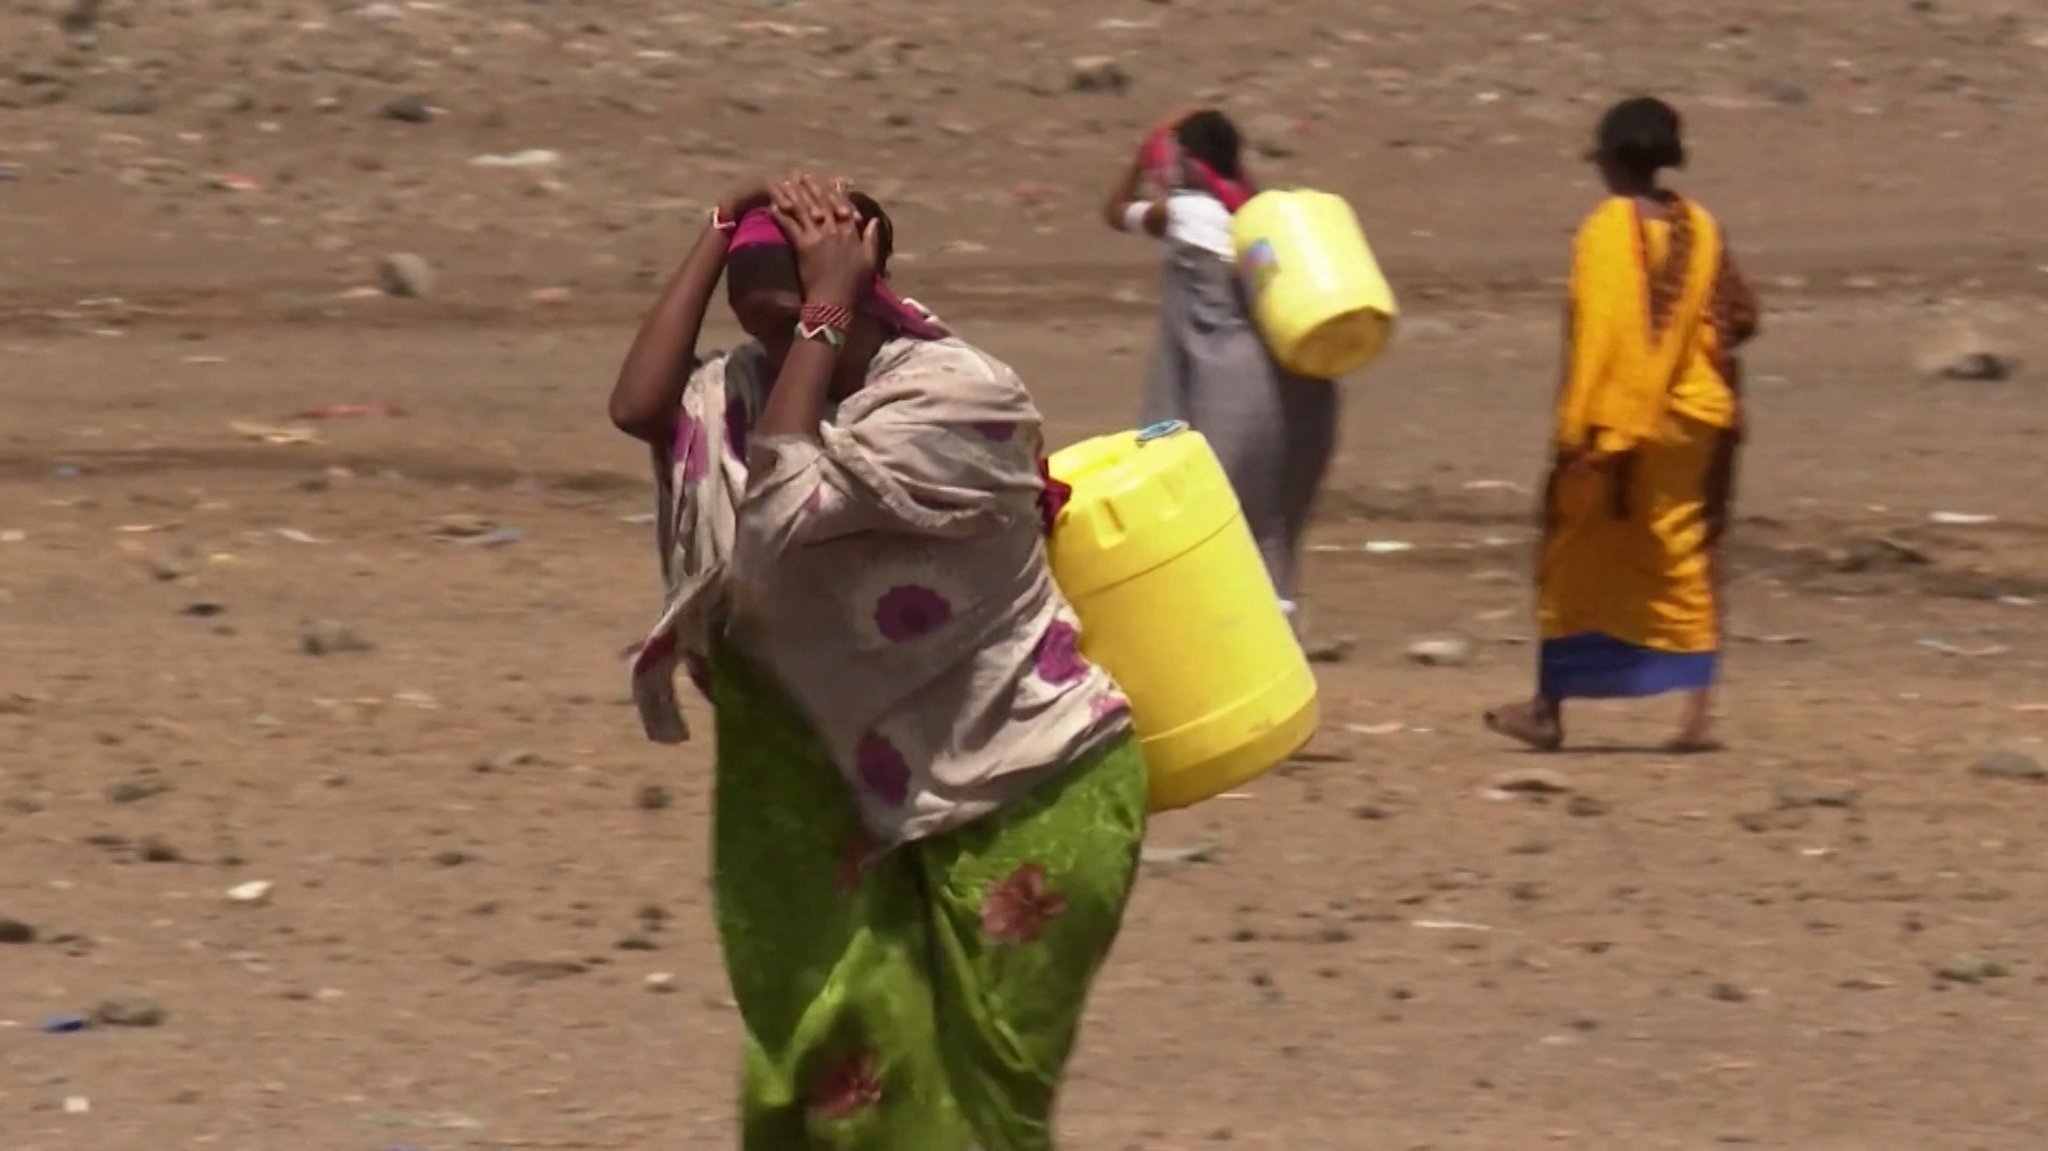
[1485,97,1759,752]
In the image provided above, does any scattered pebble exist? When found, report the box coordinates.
[1140,842,1219,866]
[1564,794,1609,818]
[1405,637,1474,668]
[226,880,274,905]
[91,993,167,1028]
[645,971,679,994]
[1487,768,1571,797]
[432,513,499,540]
[1067,56,1129,94]
[635,784,673,811]
[470,149,560,169]
[106,776,172,805]
[93,87,158,116]
[1917,320,2017,381]
[1774,777,1861,810]
[377,253,435,299]
[1936,955,2009,985]
[301,619,374,656]
[0,915,37,944]
[1971,751,2046,782]
[380,95,435,124]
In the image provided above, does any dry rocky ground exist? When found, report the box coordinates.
[5,1,2048,1148]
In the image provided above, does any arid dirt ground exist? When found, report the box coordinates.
[6,1,2048,1148]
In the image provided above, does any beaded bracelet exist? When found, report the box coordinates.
[796,321,846,348]
[800,301,854,330]
[796,301,853,348]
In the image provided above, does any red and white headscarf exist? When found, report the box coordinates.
[1139,123,1254,213]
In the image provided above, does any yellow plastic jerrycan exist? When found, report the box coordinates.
[1048,420,1320,812]
[1232,188,1398,380]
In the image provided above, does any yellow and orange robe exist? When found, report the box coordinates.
[1536,194,1759,699]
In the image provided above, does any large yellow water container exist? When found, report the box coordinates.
[1048,420,1320,812]
[1232,188,1398,380]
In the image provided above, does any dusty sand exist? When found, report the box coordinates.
[4,1,2048,1147]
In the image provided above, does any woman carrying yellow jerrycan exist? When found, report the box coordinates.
[1102,107,1395,647]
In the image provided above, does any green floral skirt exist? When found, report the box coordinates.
[709,643,1148,1150]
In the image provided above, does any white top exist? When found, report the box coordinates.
[1123,191,1234,259]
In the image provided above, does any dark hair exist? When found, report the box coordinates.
[847,191,894,277]
[1594,96,1685,176]
[1174,110,1243,180]
[727,190,896,296]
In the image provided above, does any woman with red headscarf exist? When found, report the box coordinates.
[1103,108,1340,642]
[609,173,1145,1149]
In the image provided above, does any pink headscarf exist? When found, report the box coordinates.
[729,209,948,340]
[1140,125,1254,213]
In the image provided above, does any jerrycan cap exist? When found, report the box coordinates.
[1136,419,1189,445]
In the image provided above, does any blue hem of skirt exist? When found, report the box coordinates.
[1539,632,1717,700]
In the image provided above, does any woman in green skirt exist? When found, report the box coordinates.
[609,171,1147,1150]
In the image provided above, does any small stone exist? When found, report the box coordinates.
[0,915,36,944]
[1936,955,2009,984]
[1936,352,2014,381]
[1304,637,1353,664]
[376,253,435,299]
[196,87,256,113]
[58,0,101,38]
[476,748,542,773]
[106,776,171,804]
[1488,767,1571,796]
[93,87,157,116]
[431,849,473,868]
[380,95,434,123]
[1140,843,1219,866]
[139,836,182,863]
[226,880,273,905]
[1707,981,1750,1003]
[300,619,374,656]
[635,784,673,811]
[529,286,575,306]
[1830,535,1927,573]
[432,513,497,539]
[1565,794,1609,818]
[1405,637,1473,668]
[616,934,658,952]
[1971,751,2046,782]
[1774,777,1861,810]
[91,993,167,1028]
[494,958,588,983]
[1753,80,1809,106]
[149,550,196,582]
[644,971,678,993]
[1917,322,2016,381]
[1067,56,1129,94]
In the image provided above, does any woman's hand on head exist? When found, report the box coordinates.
[770,173,877,307]
[716,174,790,220]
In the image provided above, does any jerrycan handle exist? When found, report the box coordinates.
[1136,419,1189,445]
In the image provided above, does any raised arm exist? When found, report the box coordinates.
[1101,147,1168,237]
[608,178,770,444]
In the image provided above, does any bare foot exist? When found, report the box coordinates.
[1484,700,1563,752]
